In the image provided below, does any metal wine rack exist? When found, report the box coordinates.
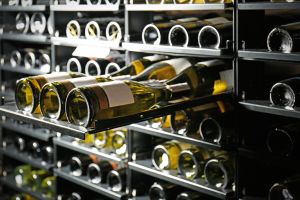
[0,0,299,199]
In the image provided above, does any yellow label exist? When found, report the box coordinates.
[213,80,227,95]
[131,60,145,75]
[216,101,226,113]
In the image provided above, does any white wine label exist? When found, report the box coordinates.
[43,72,72,82]
[163,58,192,74]
[111,75,131,80]
[192,102,219,112]
[100,80,134,108]
[196,59,224,68]
[205,17,230,26]
[220,69,234,89]
[143,55,167,62]
[69,76,98,87]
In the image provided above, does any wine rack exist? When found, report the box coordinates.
[0,0,299,199]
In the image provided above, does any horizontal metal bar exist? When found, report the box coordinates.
[50,5,119,11]
[1,64,49,76]
[0,5,47,12]
[238,50,300,62]
[0,34,51,44]
[238,2,300,10]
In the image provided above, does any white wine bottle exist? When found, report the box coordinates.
[41,176,55,198]
[107,168,126,192]
[39,76,111,120]
[110,55,168,77]
[65,59,232,127]
[87,161,114,184]
[178,146,210,179]
[14,164,32,187]
[15,12,30,34]
[94,130,114,149]
[70,155,97,176]
[267,22,300,53]
[85,59,110,76]
[66,19,88,38]
[10,50,24,67]
[204,154,234,189]
[66,57,90,73]
[112,129,127,156]
[30,169,48,191]
[152,140,192,170]
[106,20,124,41]
[30,12,47,35]
[15,72,85,113]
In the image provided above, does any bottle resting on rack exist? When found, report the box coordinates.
[30,169,48,191]
[30,12,47,35]
[152,140,192,170]
[66,57,90,73]
[15,72,85,113]
[94,130,114,149]
[70,155,96,176]
[65,59,232,127]
[41,176,55,198]
[14,164,32,187]
[110,55,168,77]
[149,182,181,200]
[267,22,300,53]
[107,168,127,192]
[111,128,127,156]
[176,191,209,200]
[87,160,114,184]
[269,174,300,200]
[15,12,30,34]
[269,77,300,108]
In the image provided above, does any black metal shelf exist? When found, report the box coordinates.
[0,34,51,44]
[51,37,124,50]
[0,92,231,140]
[128,124,225,151]
[54,136,126,164]
[0,120,55,142]
[238,2,300,10]
[0,103,92,140]
[0,174,51,200]
[238,49,300,62]
[238,147,300,170]
[239,100,300,119]
[129,160,234,200]
[50,4,120,11]
[0,146,53,171]
[125,3,232,11]
[54,166,127,200]
[1,64,50,75]
[122,42,232,58]
[0,5,47,12]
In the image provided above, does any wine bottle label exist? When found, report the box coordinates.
[99,81,134,107]
[167,83,190,93]
[176,17,199,23]
[204,17,230,26]
[42,72,72,82]
[144,55,167,62]
[69,77,98,87]
[163,58,191,74]
[219,69,234,89]
[111,75,131,80]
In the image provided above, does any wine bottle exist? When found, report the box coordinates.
[170,101,227,135]
[270,77,300,108]
[269,175,300,200]
[66,192,83,200]
[176,191,207,200]
[65,59,232,127]
[198,19,233,49]
[204,154,234,189]
[105,20,124,41]
[41,176,55,198]
[131,57,195,81]
[178,146,210,179]
[30,12,47,34]
[85,59,110,76]
[15,12,30,34]
[146,0,173,4]
[24,51,36,69]
[15,136,26,152]
[86,0,102,4]
[149,182,180,200]
[30,169,48,191]
[87,160,114,184]
[84,18,123,39]
[266,123,300,157]
[110,55,168,77]
[27,140,41,158]
[65,0,87,5]
[112,129,128,156]
[142,18,199,45]
[152,140,192,170]
[267,22,300,53]
[14,164,32,186]
[105,62,122,75]
[199,111,234,144]
[11,194,34,200]
[2,136,13,148]
[70,155,96,176]
[8,0,20,6]
[41,146,54,163]
[66,57,89,73]
[10,50,23,67]
[21,0,50,6]
[107,168,126,192]
[148,109,171,130]
[94,130,114,149]
[38,51,51,71]
[104,0,120,5]
[66,19,88,38]
[15,72,85,113]
[39,76,111,119]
